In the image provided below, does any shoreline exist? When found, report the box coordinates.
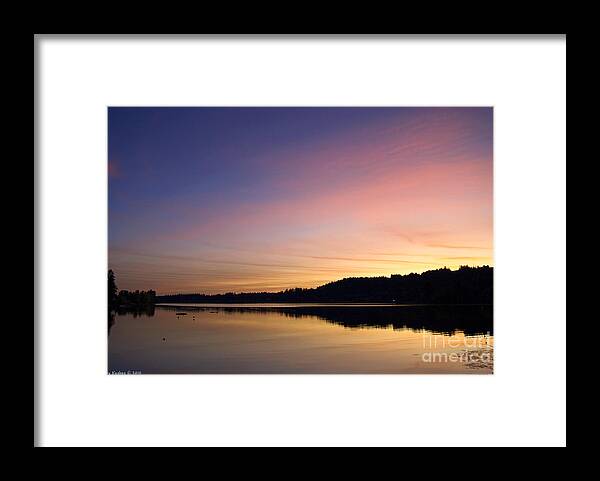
[155,302,493,307]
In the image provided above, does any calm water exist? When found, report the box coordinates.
[108,304,493,374]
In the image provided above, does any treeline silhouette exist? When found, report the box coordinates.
[157,265,493,304]
[108,269,156,312]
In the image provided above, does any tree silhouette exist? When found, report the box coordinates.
[157,265,493,305]
[108,269,118,310]
[108,270,156,313]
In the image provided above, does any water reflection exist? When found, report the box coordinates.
[116,305,156,317]
[108,304,493,374]
[108,311,115,336]
[158,304,492,336]
[108,305,155,336]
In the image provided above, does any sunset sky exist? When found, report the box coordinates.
[109,107,493,294]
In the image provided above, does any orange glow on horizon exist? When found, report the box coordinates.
[109,107,492,294]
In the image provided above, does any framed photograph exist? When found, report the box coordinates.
[35,34,566,447]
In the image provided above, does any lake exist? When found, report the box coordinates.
[108,304,493,374]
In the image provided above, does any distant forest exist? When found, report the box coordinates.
[156,265,493,304]
[108,269,156,312]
